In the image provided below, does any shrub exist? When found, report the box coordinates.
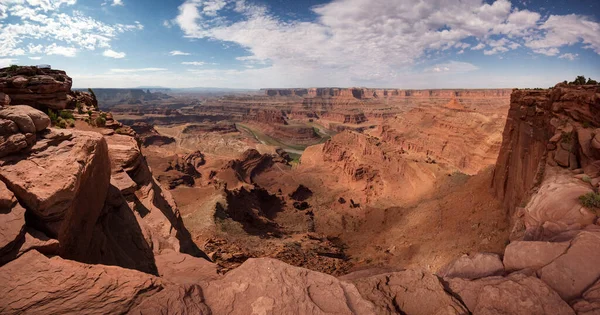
[76,102,84,114]
[59,110,74,120]
[579,192,600,209]
[7,64,19,72]
[87,110,93,117]
[95,116,106,127]
[582,176,592,184]
[100,112,107,119]
[570,75,587,85]
[55,117,67,129]
[67,119,75,128]
[47,109,58,123]
[587,78,598,85]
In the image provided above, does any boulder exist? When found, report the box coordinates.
[520,174,596,239]
[155,249,220,285]
[447,273,575,315]
[352,269,469,315]
[202,258,376,314]
[0,181,26,262]
[8,105,51,132]
[503,241,569,272]
[0,106,36,134]
[437,253,504,280]
[0,250,164,315]
[572,279,600,315]
[0,129,111,261]
[0,92,9,105]
[129,284,212,315]
[537,228,600,301]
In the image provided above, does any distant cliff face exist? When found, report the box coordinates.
[263,88,513,99]
[78,88,172,109]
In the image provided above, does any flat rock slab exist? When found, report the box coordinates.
[202,258,376,314]
[437,252,504,280]
[503,240,569,272]
[447,273,575,315]
[537,229,600,301]
[353,269,469,315]
[0,250,164,315]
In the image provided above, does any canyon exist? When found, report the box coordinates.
[0,66,599,314]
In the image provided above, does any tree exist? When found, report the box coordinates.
[570,75,587,85]
[586,78,598,85]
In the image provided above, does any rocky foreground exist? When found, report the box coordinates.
[0,67,599,314]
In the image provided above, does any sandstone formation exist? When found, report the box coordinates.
[0,66,72,110]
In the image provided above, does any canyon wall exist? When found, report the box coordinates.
[492,84,600,217]
[264,88,512,99]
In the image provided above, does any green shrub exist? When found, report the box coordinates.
[582,176,592,184]
[579,192,600,209]
[76,102,84,114]
[95,116,106,127]
[100,112,107,119]
[47,109,58,123]
[55,117,67,129]
[87,110,93,117]
[59,110,74,120]
[67,119,75,128]
[7,64,19,72]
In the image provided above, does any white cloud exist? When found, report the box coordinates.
[0,58,18,67]
[182,61,206,66]
[170,0,600,87]
[110,68,168,73]
[103,49,126,59]
[163,20,173,28]
[426,61,479,73]
[45,44,77,57]
[558,53,578,61]
[29,56,42,60]
[0,2,143,57]
[112,0,124,6]
[533,47,560,56]
[472,43,486,50]
[526,14,600,54]
[170,50,191,56]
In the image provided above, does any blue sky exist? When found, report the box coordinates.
[0,0,599,89]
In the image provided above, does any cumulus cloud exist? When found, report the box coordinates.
[45,44,77,57]
[0,58,18,67]
[558,53,578,61]
[0,1,143,57]
[170,50,191,56]
[170,0,599,86]
[103,49,126,58]
[426,61,479,73]
[110,68,168,73]
[112,0,124,6]
[526,14,600,54]
[182,61,206,66]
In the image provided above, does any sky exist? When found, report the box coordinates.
[0,0,599,89]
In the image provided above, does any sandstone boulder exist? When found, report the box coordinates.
[202,258,375,314]
[352,269,469,315]
[0,129,111,261]
[447,273,575,315]
[129,284,212,315]
[0,250,164,315]
[537,228,600,301]
[0,181,26,263]
[572,279,600,315]
[437,252,504,280]
[0,92,9,105]
[155,249,220,285]
[503,240,569,272]
[520,173,596,240]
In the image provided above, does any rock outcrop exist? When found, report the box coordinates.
[0,66,72,110]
